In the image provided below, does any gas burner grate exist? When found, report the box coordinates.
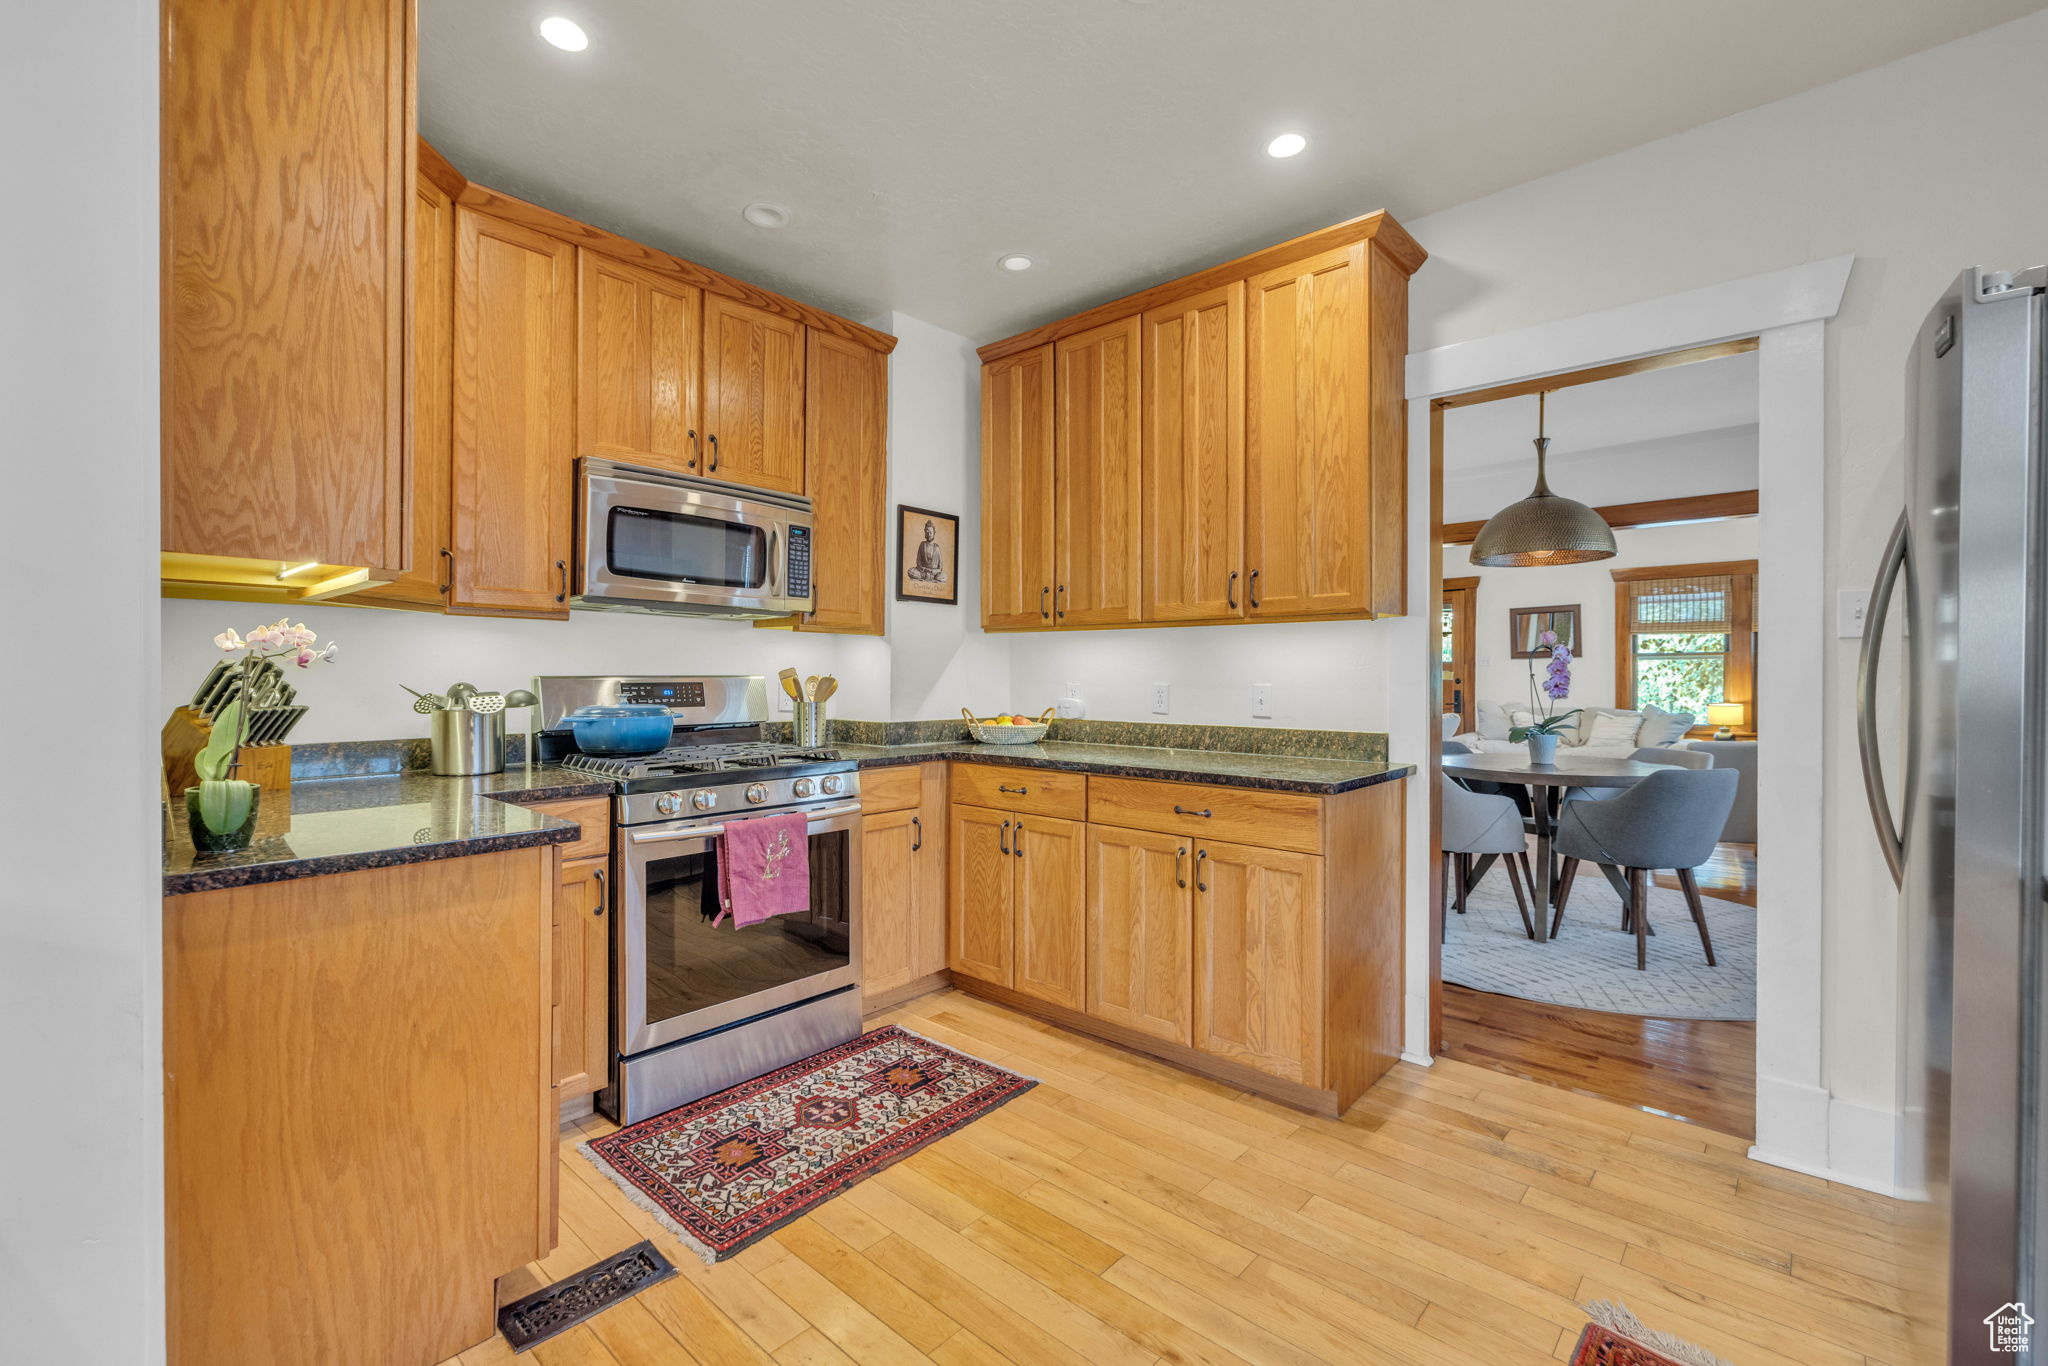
[560,742,842,778]
[495,1240,676,1351]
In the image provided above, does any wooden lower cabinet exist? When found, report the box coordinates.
[1190,839,1324,1084]
[1011,815,1086,1010]
[859,764,947,1005]
[1085,825,1192,1044]
[552,857,610,1100]
[947,805,1018,986]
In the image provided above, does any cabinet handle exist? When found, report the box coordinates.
[438,547,453,597]
[687,429,699,470]
[1175,846,1188,889]
[1040,586,1050,621]
[999,818,1010,856]
[1195,848,1209,892]
[591,868,606,917]
[910,815,923,852]
[555,559,568,604]
[998,784,1029,795]
[1056,584,1067,619]
[1248,569,1260,609]
[1227,570,1238,610]
[708,433,720,471]
[1173,805,1212,818]
[1013,821,1024,858]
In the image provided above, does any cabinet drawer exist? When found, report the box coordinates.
[1089,776,1323,854]
[525,798,611,861]
[859,765,925,814]
[949,763,1086,819]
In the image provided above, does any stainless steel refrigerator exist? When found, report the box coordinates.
[1862,264,2048,1362]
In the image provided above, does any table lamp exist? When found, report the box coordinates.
[1705,702,1746,740]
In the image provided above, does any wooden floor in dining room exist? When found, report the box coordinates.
[1443,842,1760,1141]
[444,977,1921,1366]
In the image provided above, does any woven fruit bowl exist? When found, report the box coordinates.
[961,706,1055,744]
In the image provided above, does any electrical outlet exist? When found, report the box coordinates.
[1477,653,1493,668]
[1838,588,1871,638]
[1251,683,1274,719]
[775,687,794,714]
[1151,683,1171,715]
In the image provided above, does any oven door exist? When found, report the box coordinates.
[616,801,862,1055]
[577,460,812,617]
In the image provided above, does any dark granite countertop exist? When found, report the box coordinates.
[163,763,610,897]
[834,740,1416,795]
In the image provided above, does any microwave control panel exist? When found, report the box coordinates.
[786,526,812,598]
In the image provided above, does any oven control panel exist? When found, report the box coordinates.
[617,679,706,709]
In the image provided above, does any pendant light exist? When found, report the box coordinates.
[1468,391,1617,567]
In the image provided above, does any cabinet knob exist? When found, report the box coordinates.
[687,429,699,469]
[910,815,923,852]
[1173,805,1212,818]
[1175,846,1187,889]
[1194,848,1209,892]
[555,559,568,604]
[1226,570,1238,610]
[438,547,453,597]
[707,433,720,472]
[998,784,1029,795]
[1247,569,1260,609]
[592,868,607,917]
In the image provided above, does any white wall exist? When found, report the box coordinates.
[1,2,164,1361]
[1443,425,1758,524]
[1447,516,1760,716]
[1402,10,2048,1148]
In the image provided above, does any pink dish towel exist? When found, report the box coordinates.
[716,811,812,928]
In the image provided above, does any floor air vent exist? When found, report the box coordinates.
[496,1240,677,1351]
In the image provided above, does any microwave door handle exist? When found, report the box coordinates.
[767,527,780,595]
[1857,508,1912,888]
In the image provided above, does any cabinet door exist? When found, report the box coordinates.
[1012,815,1086,1011]
[451,208,575,617]
[947,805,1016,986]
[1192,840,1324,1084]
[553,858,610,1099]
[578,251,702,476]
[701,294,805,494]
[798,332,889,634]
[1244,243,1370,619]
[1144,284,1244,622]
[861,808,920,998]
[1086,825,1193,1044]
[980,346,1057,629]
[162,0,411,575]
[1054,316,1144,626]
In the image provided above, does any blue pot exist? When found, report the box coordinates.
[562,705,675,755]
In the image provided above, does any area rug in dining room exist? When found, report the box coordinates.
[582,1025,1034,1263]
[1443,861,1756,1020]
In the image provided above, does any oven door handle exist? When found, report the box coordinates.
[625,801,864,845]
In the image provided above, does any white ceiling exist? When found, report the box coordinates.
[420,1,2041,342]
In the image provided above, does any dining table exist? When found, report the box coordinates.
[1440,750,1671,943]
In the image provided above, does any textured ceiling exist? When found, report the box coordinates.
[420,0,2042,342]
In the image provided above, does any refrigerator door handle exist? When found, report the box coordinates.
[1857,507,1912,887]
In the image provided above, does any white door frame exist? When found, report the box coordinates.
[1390,255,1862,1187]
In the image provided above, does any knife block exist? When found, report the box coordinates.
[162,707,293,838]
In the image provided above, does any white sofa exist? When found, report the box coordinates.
[1451,699,1697,758]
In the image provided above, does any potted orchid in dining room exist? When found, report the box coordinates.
[1509,629,1580,765]
[185,619,339,853]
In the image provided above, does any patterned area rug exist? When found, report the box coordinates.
[582,1026,1034,1264]
[1570,1324,1695,1365]
[1572,1301,1739,1365]
[1442,852,1757,1020]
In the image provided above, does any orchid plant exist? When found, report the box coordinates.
[1508,629,1582,741]
[190,619,339,836]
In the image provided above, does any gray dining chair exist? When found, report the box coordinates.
[1549,767,1739,969]
[1561,745,1712,806]
[1440,777,1536,939]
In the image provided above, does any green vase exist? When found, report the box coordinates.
[185,785,261,853]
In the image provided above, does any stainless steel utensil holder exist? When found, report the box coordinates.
[431,708,506,776]
[796,702,828,748]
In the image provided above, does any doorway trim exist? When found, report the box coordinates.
[1442,575,1478,734]
[1393,255,1860,1186]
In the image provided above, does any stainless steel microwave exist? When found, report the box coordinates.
[574,458,814,618]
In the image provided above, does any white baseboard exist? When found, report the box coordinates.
[1399,1050,1436,1068]
[1746,1085,1917,1198]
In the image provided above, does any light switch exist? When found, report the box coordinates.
[1838,588,1871,638]
[1251,683,1273,719]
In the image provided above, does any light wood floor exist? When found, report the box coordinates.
[442,988,1925,1366]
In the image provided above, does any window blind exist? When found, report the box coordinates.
[1626,574,1734,634]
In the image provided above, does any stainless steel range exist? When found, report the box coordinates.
[533,676,862,1124]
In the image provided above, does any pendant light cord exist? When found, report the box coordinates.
[1532,391,1551,497]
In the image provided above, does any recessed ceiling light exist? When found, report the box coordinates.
[1266,132,1307,159]
[742,202,790,229]
[998,254,1035,273]
[538,16,588,51]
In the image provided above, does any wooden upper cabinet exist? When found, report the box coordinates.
[577,250,703,476]
[980,346,1058,629]
[1011,815,1086,1011]
[1244,243,1371,619]
[798,333,889,634]
[1143,283,1245,623]
[162,0,414,575]
[1192,840,1324,1084]
[701,294,805,495]
[1086,825,1193,1044]
[1054,316,1144,626]
[450,208,576,618]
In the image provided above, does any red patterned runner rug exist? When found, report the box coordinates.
[1570,1301,1739,1366]
[582,1025,1035,1264]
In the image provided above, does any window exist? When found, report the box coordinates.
[1612,560,1757,731]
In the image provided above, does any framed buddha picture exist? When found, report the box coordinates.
[896,505,959,604]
